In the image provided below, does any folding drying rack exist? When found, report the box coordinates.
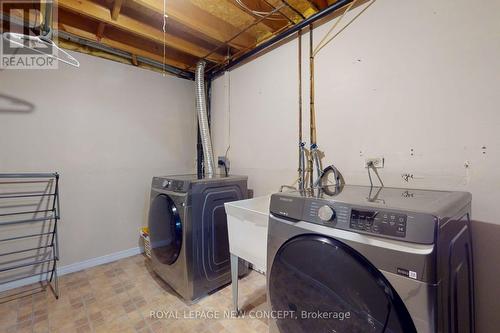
[0,173,60,302]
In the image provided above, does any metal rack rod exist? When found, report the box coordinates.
[0,193,55,200]
[0,172,60,301]
[0,258,55,273]
[0,173,58,179]
[0,245,53,258]
[0,209,54,217]
[0,270,54,286]
[0,215,56,227]
[0,231,54,243]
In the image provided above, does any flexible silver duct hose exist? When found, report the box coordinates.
[195,61,215,176]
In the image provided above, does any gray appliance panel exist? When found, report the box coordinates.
[272,185,471,218]
[271,194,437,244]
[152,175,248,194]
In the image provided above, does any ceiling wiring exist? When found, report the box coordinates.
[162,0,168,76]
[234,0,288,21]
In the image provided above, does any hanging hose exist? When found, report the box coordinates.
[195,61,216,177]
[316,164,345,187]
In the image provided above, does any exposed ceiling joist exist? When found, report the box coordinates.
[58,0,225,62]
[96,21,105,40]
[312,0,329,10]
[1,0,365,77]
[59,23,191,69]
[111,0,124,20]
[130,0,256,50]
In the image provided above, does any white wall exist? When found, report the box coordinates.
[0,52,196,266]
[212,0,500,224]
[211,0,500,330]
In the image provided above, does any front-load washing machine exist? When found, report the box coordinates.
[267,185,474,333]
[148,174,248,301]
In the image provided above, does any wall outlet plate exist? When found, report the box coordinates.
[365,157,384,168]
[218,156,229,169]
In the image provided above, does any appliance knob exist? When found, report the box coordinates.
[162,180,170,188]
[318,205,335,222]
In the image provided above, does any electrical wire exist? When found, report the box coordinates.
[234,0,288,21]
[367,161,384,188]
[313,0,358,56]
[313,0,376,57]
[223,71,231,166]
[162,0,168,76]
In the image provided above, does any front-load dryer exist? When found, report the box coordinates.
[267,185,474,333]
[148,174,248,301]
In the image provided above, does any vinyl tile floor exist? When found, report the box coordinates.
[0,255,268,333]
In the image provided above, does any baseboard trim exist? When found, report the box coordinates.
[0,247,143,293]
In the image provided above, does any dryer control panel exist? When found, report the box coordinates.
[350,209,407,238]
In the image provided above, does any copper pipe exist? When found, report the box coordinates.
[298,29,306,191]
[187,3,288,71]
[309,26,316,146]
[208,0,355,78]
[308,25,315,187]
[298,30,303,143]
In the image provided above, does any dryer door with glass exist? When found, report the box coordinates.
[268,234,417,333]
[148,194,182,265]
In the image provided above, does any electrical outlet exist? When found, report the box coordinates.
[218,156,229,169]
[365,157,384,168]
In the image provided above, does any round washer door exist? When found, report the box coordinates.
[269,235,417,333]
[148,194,182,265]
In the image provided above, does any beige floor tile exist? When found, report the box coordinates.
[0,255,268,333]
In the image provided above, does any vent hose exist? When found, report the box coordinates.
[195,61,215,176]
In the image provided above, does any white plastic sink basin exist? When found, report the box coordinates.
[225,195,270,273]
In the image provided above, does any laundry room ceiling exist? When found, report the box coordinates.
[1,0,363,77]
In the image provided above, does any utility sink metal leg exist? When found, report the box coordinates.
[230,253,240,315]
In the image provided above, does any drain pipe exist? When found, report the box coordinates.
[195,61,216,177]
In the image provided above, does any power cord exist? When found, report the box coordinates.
[218,159,229,177]
[367,161,384,188]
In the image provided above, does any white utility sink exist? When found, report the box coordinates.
[225,195,270,273]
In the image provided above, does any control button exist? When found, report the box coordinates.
[162,180,171,188]
[318,206,335,222]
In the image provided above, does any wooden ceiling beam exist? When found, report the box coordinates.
[58,23,192,69]
[96,22,106,40]
[131,54,138,66]
[111,0,124,20]
[129,0,256,49]
[313,0,328,10]
[58,0,225,62]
